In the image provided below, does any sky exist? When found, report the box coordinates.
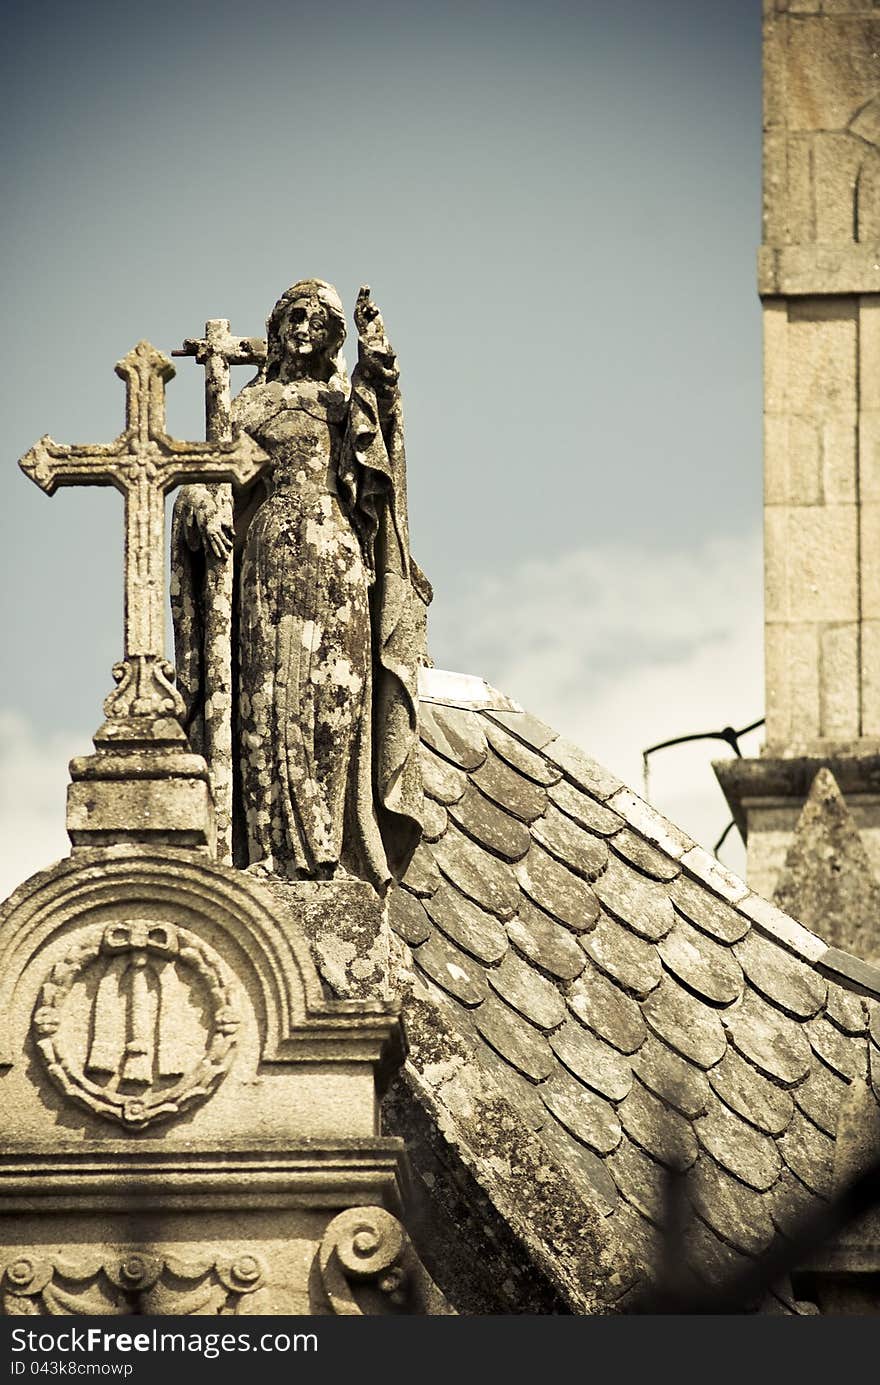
[0,0,764,896]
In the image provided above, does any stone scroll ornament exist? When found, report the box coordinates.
[317,1207,450,1315]
[171,282,428,885]
[31,922,240,1129]
[1,1252,266,1315]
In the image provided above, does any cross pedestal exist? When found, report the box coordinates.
[19,340,266,851]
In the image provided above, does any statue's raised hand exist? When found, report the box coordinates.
[354,285,388,347]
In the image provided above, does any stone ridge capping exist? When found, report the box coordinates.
[469,704,880,1004]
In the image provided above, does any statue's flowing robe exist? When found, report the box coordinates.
[170,361,424,888]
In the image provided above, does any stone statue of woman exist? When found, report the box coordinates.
[171,280,428,888]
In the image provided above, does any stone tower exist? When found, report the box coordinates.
[717,2,880,952]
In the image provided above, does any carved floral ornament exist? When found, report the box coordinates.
[31,919,240,1129]
[1,1252,266,1315]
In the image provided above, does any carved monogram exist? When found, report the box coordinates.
[32,921,240,1128]
[2,1252,266,1315]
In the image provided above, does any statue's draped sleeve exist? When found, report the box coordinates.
[339,355,425,880]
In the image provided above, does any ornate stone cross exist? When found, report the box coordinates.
[19,340,264,730]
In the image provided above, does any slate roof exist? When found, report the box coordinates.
[389,679,880,1310]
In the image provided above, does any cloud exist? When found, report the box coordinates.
[0,711,87,900]
[429,529,764,874]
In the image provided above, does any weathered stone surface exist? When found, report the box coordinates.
[668,873,749,944]
[432,823,520,919]
[610,830,679,883]
[793,1060,850,1138]
[542,1068,622,1157]
[807,1014,866,1081]
[550,1020,633,1102]
[607,1138,666,1226]
[471,751,547,823]
[488,950,566,1031]
[618,1079,698,1170]
[779,1110,835,1198]
[414,932,488,1008]
[708,1048,794,1138]
[448,784,531,862]
[484,708,557,753]
[506,899,586,982]
[483,719,561,786]
[542,739,622,800]
[422,796,448,842]
[538,1113,620,1216]
[723,991,813,1086]
[424,882,508,965]
[607,789,693,860]
[694,1098,782,1192]
[474,996,554,1082]
[389,886,434,947]
[607,1201,661,1277]
[592,856,675,941]
[582,913,662,1000]
[420,745,467,805]
[768,1169,815,1241]
[549,779,624,836]
[569,967,647,1055]
[685,1217,751,1292]
[824,980,867,1036]
[515,845,600,932]
[531,805,609,881]
[687,1158,776,1257]
[419,701,487,771]
[658,918,744,1007]
[631,1036,710,1120]
[642,977,727,1069]
[402,843,442,897]
[734,928,826,1020]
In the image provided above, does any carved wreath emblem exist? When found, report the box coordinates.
[32,921,240,1129]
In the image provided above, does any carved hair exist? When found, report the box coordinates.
[264,278,348,384]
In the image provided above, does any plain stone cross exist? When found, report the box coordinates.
[19,340,265,723]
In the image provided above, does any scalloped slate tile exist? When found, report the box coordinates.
[694,1096,782,1191]
[484,708,557,751]
[723,991,812,1086]
[542,1068,622,1156]
[685,1217,752,1292]
[419,745,467,805]
[687,1157,775,1256]
[607,1137,667,1225]
[471,749,547,823]
[539,1116,619,1215]
[414,932,488,1008]
[734,931,826,1020]
[482,1055,548,1133]
[658,918,744,1007]
[401,842,441,897]
[768,1169,815,1239]
[449,783,531,862]
[424,881,508,965]
[550,1018,633,1101]
[610,830,680,883]
[592,856,675,941]
[807,1015,866,1082]
[642,976,727,1068]
[582,913,662,999]
[569,965,647,1055]
[618,1078,698,1169]
[515,844,600,932]
[506,899,586,982]
[793,1060,850,1138]
[543,738,622,800]
[669,874,749,944]
[631,1036,710,1119]
[779,1110,835,1198]
[432,822,520,919]
[483,719,562,786]
[422,797,448,842]
[474,995,554,1081]
[608,1200,662,1274]
[870,1000,880,1048]
[531,804,609,881]
[825,983,867,1037]
[548,778,624,836]
[389,888,433,947]
[708,1047,794,1137]
[488,950,566,1031]
[419,702,487,770]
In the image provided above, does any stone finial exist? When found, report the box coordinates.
[773,768,880,964]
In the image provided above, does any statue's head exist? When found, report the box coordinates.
[265,279,347,383]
